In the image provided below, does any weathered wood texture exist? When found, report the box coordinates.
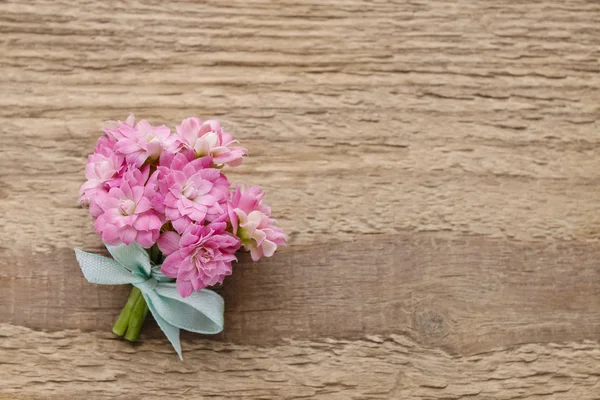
[2,324,600,399]
[1,0,599,398]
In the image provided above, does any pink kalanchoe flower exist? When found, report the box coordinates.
[176,117,248,167]
[158,152,230,233]
[93,167,163,248]
[113,120,179,167]
[103,114,136,132]
[93,134,117,154]
[102,115,137,143]
[228,185,286,261]
[158,222,241,297]
[79,136,125,215]
[229,185,271,221]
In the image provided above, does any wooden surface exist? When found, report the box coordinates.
[1,0,599,398]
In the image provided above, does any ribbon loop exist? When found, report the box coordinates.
[105,242,152,278]
[74,242,225,359]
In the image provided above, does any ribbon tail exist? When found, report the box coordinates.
[153,284,224,334]
[144,292,183,360]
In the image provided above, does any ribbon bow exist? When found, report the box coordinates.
[74,242,224,359]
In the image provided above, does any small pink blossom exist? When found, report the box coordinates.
[93,167,163,248]
[229,185,286,261]
[176,118,247,167]
[229,185,271,219]
[159,153,230,233]
[157,147,196,169]
[93,135,117,154]
[79,136,125,215]
[113,120,179,167]
[158,222,241,297]
[102,115,136,143]
[103,114,136,132]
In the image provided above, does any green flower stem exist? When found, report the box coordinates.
[112,286,142,336]
[115,246,160,341]
[124,291,149,342]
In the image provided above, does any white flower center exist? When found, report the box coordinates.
[145,132,156,142]
[181,182,197,200]
[119,199,136,216]
[202,131,219,148]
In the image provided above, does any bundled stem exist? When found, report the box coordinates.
[112,244,161,341]
[112,286,142,337]
[124,292,150,341]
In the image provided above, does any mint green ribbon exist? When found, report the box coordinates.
[74,242,224,359]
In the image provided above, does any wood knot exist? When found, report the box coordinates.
[413,310,448,343]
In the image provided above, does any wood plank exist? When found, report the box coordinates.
[2,234,599,356]
[1,324,599,399]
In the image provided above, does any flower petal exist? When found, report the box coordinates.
[176,279,194,298]
[121,226,138,245]
[161,252,183,277]
[157,231,181,256]
[261,239,277,258]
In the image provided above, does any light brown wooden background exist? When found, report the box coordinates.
[1,0,599,398]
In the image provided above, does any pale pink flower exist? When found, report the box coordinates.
[102,115,136,143]
[176,118,247,167]
[146,150,199,215]
[93,167,163,248]
[158,222,241,297]
[93,135,117,154]
[143,169,166,214]
[103,114,136,132]
[79,136,125,215]
[158,153,230,233]
[113,120,179,167]
[228,185,286,261]
[229,185,271,218]
[157,147,197,169]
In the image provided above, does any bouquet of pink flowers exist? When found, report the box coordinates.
[75,115,285,358]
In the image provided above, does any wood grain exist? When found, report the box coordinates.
[1,0,599,398]
[2,234,600,357]
[1,324,599,399]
